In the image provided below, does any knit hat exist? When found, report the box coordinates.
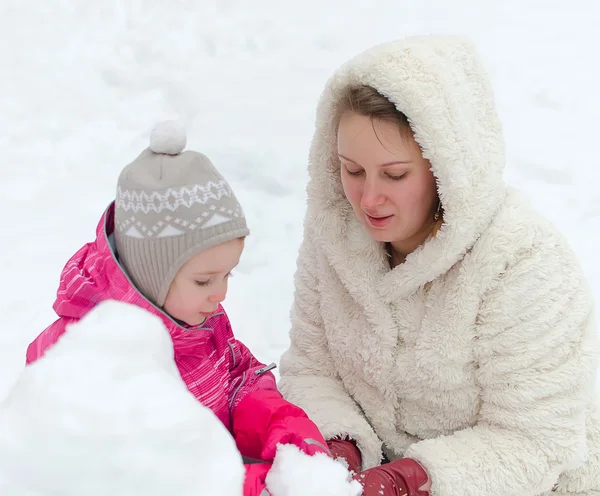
[114,121,249,307]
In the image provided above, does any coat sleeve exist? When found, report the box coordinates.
[242,463,272,496]
[404,240,598,496]
[25,317,75,365]
[278,234,383,470]
[227,325,330,462]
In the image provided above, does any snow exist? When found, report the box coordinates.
[0,300,244,496]
[0,0,599,491]
[2,1,598,394]
[267,444,363,496]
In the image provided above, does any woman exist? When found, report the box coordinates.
[278,35,600,496]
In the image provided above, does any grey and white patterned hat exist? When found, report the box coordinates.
[114,121,249,307]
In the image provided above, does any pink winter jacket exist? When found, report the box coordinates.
[26,203,329,496]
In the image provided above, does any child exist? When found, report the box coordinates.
[26,121,330,495]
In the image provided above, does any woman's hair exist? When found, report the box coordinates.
[335,85,412,137]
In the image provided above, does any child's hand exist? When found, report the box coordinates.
[232,389,330,462]
[261,415,332,460]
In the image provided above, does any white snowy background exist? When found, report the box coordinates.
[1,0,599,423]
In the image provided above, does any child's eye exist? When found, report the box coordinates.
[195,280,210,287]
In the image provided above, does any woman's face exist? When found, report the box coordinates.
[338,112,439,252]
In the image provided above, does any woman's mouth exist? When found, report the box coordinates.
[365,213,393,228]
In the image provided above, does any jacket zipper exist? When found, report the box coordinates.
[254,362,277,376]
[229,371,247,408]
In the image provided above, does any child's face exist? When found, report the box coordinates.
[163,238,245,326]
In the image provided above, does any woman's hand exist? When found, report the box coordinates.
[355,458,430,496]
[327,439,362,474]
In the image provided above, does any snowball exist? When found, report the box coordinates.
[149,120,186,154]
[0,300,244,496]
[266,444,363,496]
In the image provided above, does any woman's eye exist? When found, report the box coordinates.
[387,173,406,181]
[345,167,363,176]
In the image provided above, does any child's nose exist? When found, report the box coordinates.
[208,282,228,304]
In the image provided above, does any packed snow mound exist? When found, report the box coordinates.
[0,300,244,496]
[266,444,363,496]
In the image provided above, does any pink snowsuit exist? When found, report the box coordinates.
[26,203,329,495]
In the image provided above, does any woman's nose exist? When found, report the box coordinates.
[361,177,385,210]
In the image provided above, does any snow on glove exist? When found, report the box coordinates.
[232,389,330,462]
[327,439,362,474]
[355,458,430,496]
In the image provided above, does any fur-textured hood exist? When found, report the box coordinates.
[307,35,506,300]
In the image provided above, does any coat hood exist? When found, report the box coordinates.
[52,203,215,352]
[306,35,507,300]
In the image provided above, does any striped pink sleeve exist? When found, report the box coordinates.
[25,317,75,365]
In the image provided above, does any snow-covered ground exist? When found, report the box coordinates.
[1,0,599,408]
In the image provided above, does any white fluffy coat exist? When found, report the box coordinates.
[278,36,600,496]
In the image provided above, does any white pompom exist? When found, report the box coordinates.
[149,121,187,155]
